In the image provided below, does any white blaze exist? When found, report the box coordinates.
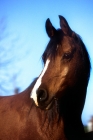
[30,59,50,106]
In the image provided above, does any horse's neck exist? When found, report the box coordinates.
[28,84,86,140]
[29,101,84,140]
[26,99,65,139]
[63,116,85,140]
[58,89,86,140]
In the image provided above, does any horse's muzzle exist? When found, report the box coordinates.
[37,88,48,106]
[36,88,55,110]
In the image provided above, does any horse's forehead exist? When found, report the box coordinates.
[58,37,72,52]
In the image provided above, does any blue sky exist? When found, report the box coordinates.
[0,0,93,125]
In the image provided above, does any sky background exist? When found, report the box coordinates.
[0,0,93,125]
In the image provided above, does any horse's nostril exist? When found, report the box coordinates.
[37,89,48,103]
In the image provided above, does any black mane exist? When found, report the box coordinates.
[42,29,63,63]
[77,35,91,82]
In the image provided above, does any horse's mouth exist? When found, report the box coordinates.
[46,101,53,110]
[45,99,55,110]
[35,97,57,110]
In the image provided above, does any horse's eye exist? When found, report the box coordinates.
[63,52,72,60]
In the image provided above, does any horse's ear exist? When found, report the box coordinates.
[45,18,57,38]
[59,15,72,36]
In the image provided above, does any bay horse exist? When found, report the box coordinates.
[0,16,91,140]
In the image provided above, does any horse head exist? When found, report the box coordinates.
[31,16,90,118]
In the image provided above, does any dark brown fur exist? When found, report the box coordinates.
[0,16,91,140]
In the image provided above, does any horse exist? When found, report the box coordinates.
[0,15,91,140]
